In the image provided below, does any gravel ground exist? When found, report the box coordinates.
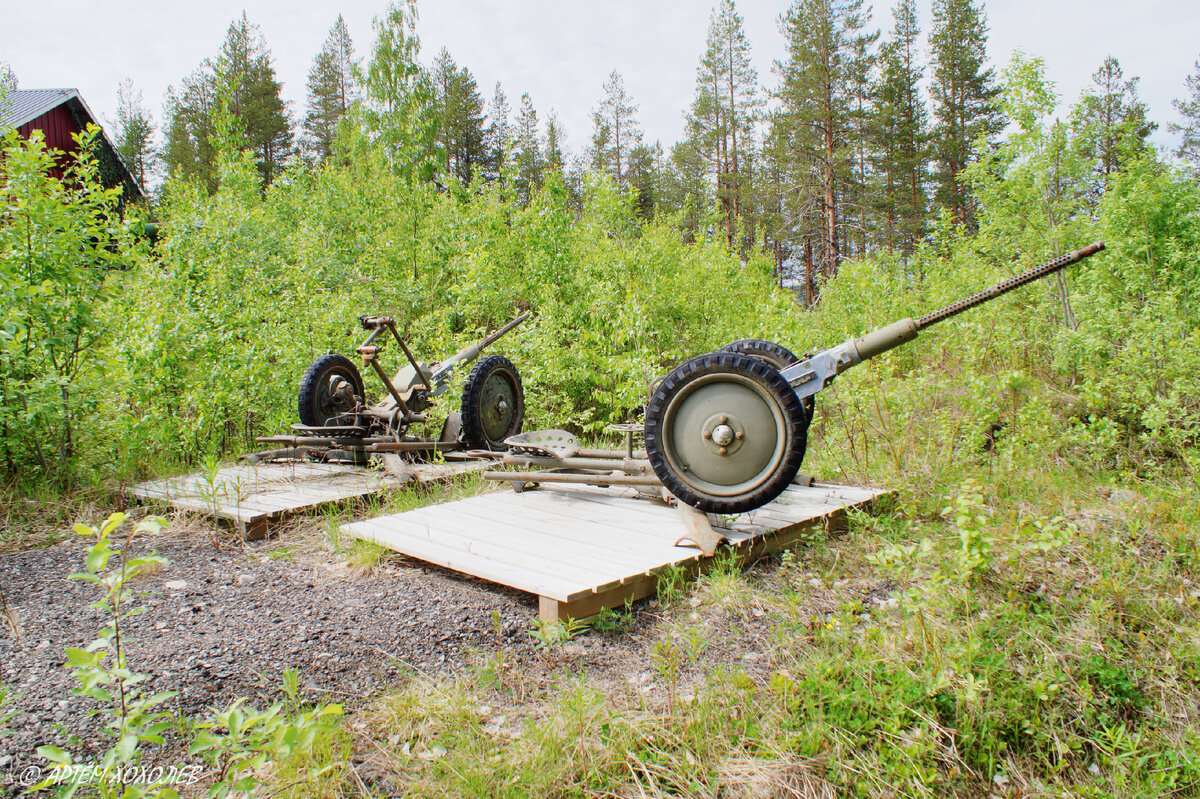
[0,516,542,794]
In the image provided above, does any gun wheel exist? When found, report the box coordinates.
[461,355,525,450]
[645,352,808,514]
[719,338,800,370]
[298,354,365,427]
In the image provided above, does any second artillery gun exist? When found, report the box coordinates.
[640,242,1108,513]
[250,312,529,465]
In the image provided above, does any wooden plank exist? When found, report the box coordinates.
[127,460,482,540]
[343,479,890,617]
[478,491,692,545]
[439,496,686,563]
[408,500,668,574]
[347,518,583,601]
[347,513,627,596]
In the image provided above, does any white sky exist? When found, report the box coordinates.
[3,0,1198,160]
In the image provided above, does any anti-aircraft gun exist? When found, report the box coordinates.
[250,312,529,464]
[642,243,1107,513]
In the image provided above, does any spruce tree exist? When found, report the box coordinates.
[543,110,567,181]
[483,82,512,182]
[113,78,155,189]
[304,15,357,161]
[1171,55,1200,172]
[1072,56,1156,185]
[928,0,1003,228]
[514,93,544,203]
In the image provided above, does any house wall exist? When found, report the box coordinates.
[17,105,80,179]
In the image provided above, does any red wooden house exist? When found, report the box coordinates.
[1,88,144,204]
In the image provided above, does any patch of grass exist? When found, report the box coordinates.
[301,448,1200,798]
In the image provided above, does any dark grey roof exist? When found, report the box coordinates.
[0,88,80,130]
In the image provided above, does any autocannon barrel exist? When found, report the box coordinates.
[915,242,1105,331]
[779,243,1106,398]
[428,311,530,387]
[852,242,1106,362]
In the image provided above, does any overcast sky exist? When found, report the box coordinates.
[4,0,1198,159]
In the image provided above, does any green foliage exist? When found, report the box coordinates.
[0,127,140,485]
[188,692,343,798]
[528,616,587,649]
[36,512,176,798]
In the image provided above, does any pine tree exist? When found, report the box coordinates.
[161,70,219,192]
[514,93,544,203]
[219,13,294,186]
[776,0,874,278]
[843,11,878,257]
[1072,56,1156,185]
[113,78,155,189]
[431,49,486,183]
[304,15,357,161]
[685,0,763,247]
[874,0,928,254]
[162,13,294,190]
[928,0,1003,228]
[592,71,641,188]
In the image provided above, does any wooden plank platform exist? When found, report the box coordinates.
[341,480,893,620]
[128,461,489,539]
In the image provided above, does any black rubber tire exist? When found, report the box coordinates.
[461,355,525,450]
[645,351,808,514]
[297,354,364,427]
[719,338,801,370]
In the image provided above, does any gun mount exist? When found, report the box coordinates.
[642,243,1107,514]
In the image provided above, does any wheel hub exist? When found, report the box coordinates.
[662,373,788,497]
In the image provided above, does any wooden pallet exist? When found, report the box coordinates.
[128,461,489,539]
[342,480,893,620]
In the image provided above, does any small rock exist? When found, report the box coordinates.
[165,580,187,591]
[1088,762,1102,777]
[1108,489,1140,507]
[993,773,1010,787]
[561,643,586,657]
[236,573,256,586]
